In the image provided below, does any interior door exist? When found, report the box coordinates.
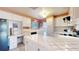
[0,19,9,51]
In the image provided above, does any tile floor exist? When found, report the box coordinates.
[24,35,79,51]
[10,35,79,51]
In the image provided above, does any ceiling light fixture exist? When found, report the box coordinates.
[40,8,50,18]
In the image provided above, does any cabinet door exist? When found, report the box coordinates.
[9,36,17,50]
[55,18,66,26]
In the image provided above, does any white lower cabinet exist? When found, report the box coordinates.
[27,34,39,51]
[24,34,39,51]
[9,36,17,50]
[24,35,49,51]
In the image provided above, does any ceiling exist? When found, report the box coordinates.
[0,7,69,19]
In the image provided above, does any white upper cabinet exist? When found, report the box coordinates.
[55,16,66,26]
[72,8,79,19]
[55,8,76,26]
[55,16,73,26]
[22,17,31,27]
[71,8,79,25]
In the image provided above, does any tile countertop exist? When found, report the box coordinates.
[24,34,79,51]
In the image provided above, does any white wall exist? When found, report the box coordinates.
[22,17,31,27]
[0,10,31,27]
[0,10,24,21]
[0,10,32,35]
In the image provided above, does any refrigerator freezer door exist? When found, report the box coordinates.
[0,19,9,51]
